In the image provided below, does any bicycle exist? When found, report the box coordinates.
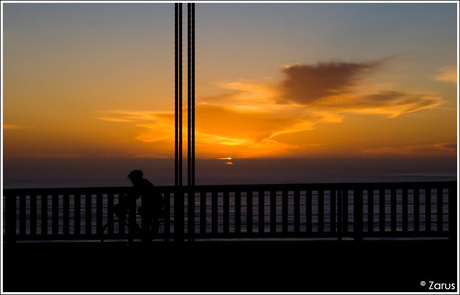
[100,205,173,243]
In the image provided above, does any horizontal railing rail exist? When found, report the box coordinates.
[3,181,457,243]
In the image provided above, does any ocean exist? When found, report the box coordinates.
[2,157,457,189]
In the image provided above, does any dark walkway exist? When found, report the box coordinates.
[3,240,457,292]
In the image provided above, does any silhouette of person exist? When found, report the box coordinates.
[127,170,165,242]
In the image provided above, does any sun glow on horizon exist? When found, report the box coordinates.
[2,3,457,160]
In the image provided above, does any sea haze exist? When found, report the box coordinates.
[2,157,457,189]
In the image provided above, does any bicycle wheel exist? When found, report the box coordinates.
[100,218,135,242]
[101,219,123,242]
[156,219,174,242]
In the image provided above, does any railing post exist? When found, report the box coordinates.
[258,190,265,234]
[294,190,300,234]
[247,191,253,234]
[235,191,242,234]
[337,189,342,241]
[200,191,206,236]
[342,189,348,235]
[425,188,432,232]
[368,189,374,233]
[306,189,312,233]
[129,193,137,244]
[390,188,397,232]
[174,188,185,242]
[402,188,408,233]
[212,191,218,235]
[330,189,336,234]
[318,189,324,233]
[282,190,288,234]
[270,190,276,234]
[448,181,457,242]
[5,194,17,245]
[414,188,420,232]
[224,191,230,236]
[188,187,195,241]
[354,189,363,242]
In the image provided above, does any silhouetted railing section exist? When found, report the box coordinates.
[3,182,457,243]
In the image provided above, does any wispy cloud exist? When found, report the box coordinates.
[433,65,457,83]
[3,124,33,130]
[87,19,107,27]
[362,142,457,156]
[96,110,174,143]
[96,59,446,157]
[314,91,442,118]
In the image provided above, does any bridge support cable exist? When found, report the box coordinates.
[176,3,195,187]
[175,3,183,187]
[187,3,196,186]
[174,3,179,186]
[191,3,196,186]
[175,3,196,242]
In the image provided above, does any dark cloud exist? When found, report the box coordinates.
[278,61,442,116]
[280,61,377,104]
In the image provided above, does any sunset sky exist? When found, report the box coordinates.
[2,1,458,160]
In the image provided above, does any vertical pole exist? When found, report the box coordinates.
[342,190,348,234]
[41,195,48,236]
[390,188,397,232]
[306,189,312,233]
[258,190,265,234]
[426,188,432,232]
[174,3,179,187]
[178,3,183,187]
[354,189,363,242]
[187,3,192,187]
[235,191,242,234]
[5,194,17,245]
[270,190,276,234]
[402,188,408,233]
[330,189,336,234]
[212,191,218,234]
[75,195,81,235]
[337,189,342,241]
[318,189,324,233]
[191,3,196,186]
[282,190,288,234]
[130,194,137,244]
[174,3,184,242]
[414,188,420,232]
[448,181,457,242]
[247,191,253,234]
[368,189,373,233]
[187,3,196,186]
[436,187,443,232]
[294,190,300,233]
[223,191,230,236]
[175,3,195,240]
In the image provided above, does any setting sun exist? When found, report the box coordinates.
[2,3,458,292]
[2,2,457,160]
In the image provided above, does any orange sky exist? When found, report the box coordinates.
[2,2,458,160]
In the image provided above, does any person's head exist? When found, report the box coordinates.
[128,170,143,183]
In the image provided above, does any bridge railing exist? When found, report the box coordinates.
[3,181,457,243]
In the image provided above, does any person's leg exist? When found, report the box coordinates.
[141,210,153,243]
